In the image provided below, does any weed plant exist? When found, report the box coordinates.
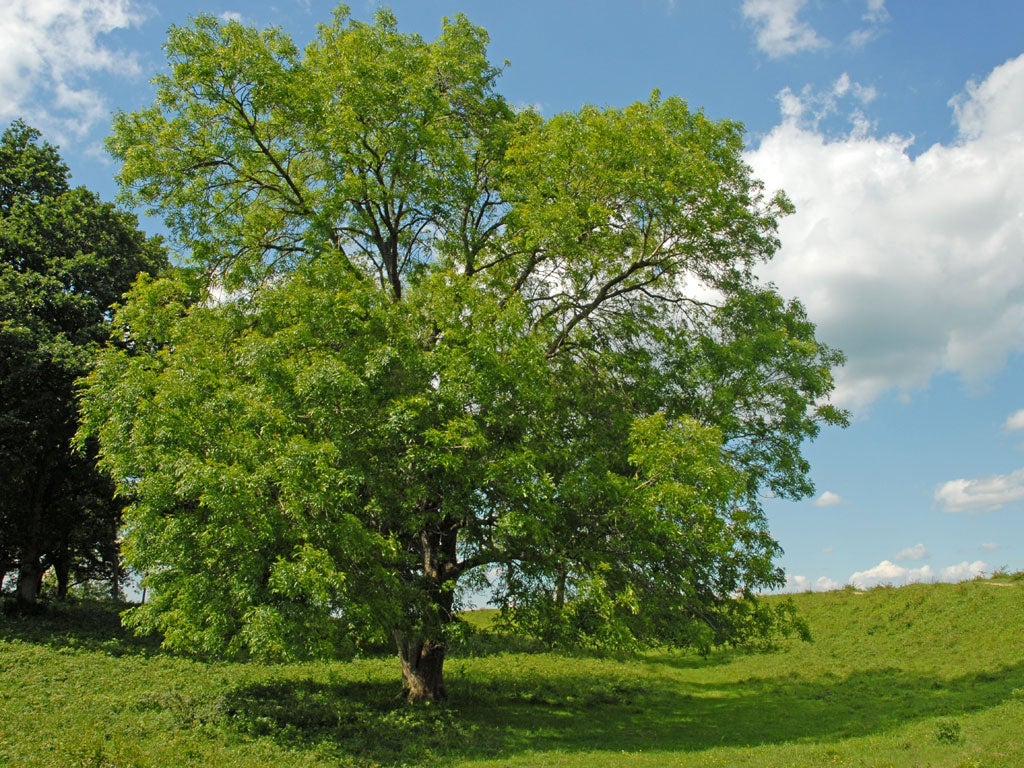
[1,578,1023,766]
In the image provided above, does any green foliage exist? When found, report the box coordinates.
[81,6,848,692]
[936,718,964,744]
[0,119,69,213]
[0,120,166,602]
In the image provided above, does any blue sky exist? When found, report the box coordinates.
[3,0,1023,591]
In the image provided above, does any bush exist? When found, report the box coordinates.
[936,718,963,744]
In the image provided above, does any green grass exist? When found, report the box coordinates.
[2,577,1024,767]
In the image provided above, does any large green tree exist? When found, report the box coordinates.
[0,120,167,604]
[79,7,847,701]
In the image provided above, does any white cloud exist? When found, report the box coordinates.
[864,0,889,24]
[741,0,828,58]
[934,468,1024,513]
[777,74,878,138]
[847,0,889,47]
[220,11,244,23]
[1005,410,1024,431]
[0,0,146,137]
[784,574,841,592]
[813,490,844,507]
[940,560,988,581]
[818,575,840,591]
[849,560,934,589]
[849,558,988,588]
[895,543,929,561]
[981,542,1000,552]
[832,73,877,105]
[748,54,1024,411]
[846,29,873,49]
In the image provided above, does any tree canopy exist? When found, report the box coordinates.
[79,6,847,701]
[0,120,167,603]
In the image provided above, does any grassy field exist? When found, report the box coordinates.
[2,576,1023,767]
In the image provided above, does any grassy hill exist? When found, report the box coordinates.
[2,576,1023,767]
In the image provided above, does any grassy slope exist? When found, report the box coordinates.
[1,577,1023,767]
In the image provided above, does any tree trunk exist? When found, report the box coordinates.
[52,543,72,599]
[16,558,45,606]
[110,556,121,601]
[107,520,122,601]
[16,474,51,607]
[395,631,448,703]
[554,566,567,609]
[392,513,461,702]
[54,556,70,599]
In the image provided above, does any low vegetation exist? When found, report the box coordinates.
[2,574,1023,767]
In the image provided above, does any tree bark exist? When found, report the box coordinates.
[110,555,121,601]
[54,555,70,599]
[554,566,567,609]
[16,558,45,606]
[395,631,448,703]
[16,473,50,606]
[391,513,461,702]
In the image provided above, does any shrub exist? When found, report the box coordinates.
[936,718,963,744]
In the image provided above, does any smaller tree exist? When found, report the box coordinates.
[0,120,167,604]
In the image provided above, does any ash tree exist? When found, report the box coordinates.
[78,7,847,701]
[0,120,166,604]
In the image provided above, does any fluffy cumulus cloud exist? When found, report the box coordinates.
[849,560,933,589]
[848,559,987,589]
[785,557,989,592]
[934,468,1024,513]
[0,0,145,137]
[940,560,989,582]
[740,0,828,58]
[748,55,1024,411]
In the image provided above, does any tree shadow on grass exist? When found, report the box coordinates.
[7,601,1022,764]
[220,660,1024,766]
[0,598,161,656]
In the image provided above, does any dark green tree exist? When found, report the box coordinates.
[0,120,167,604]
[79,8,846,701]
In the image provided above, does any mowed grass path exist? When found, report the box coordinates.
[2,577,1023,767]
